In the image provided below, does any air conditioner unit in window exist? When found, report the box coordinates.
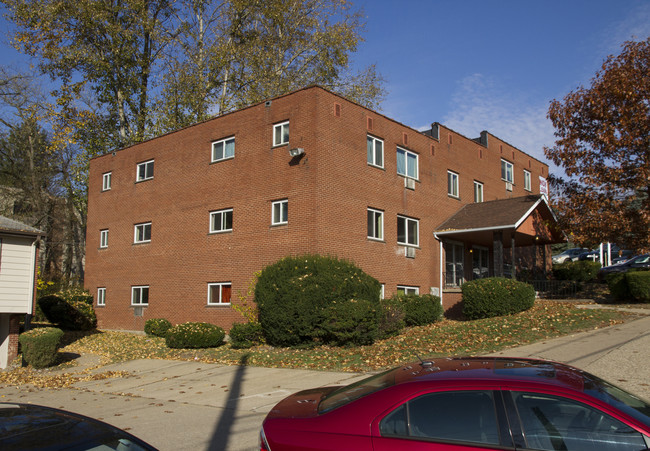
[405,178,415,190]
[405,247,416,258]
[506,182,513,192]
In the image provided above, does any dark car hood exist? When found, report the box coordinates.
[266,386,339,420]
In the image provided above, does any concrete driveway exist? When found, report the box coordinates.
[1,311,649,450]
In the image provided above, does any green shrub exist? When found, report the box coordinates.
[315,299,380,346]
[462,277,535,320]
[377,297,405,339]
[144,318,172,337]
[165,322,226,349]
[606,273,630,301]
[398,294,443,326]
[553,261,601,282]
[627,271,650,302]
[255,255,381,347]
[38,294,97,330]
[229,322,264,349]
[19,327,64,368]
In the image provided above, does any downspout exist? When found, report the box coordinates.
[433,233,443,306]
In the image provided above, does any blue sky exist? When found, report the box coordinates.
[2,0,649,175]
[352,0,650,174]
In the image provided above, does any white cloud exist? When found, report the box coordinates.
[441,73,561,175]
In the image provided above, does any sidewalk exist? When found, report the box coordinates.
[1,307,649,450]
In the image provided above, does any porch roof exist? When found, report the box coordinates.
[434,195,565,247]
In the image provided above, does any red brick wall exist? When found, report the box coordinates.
[8,314,20,365]
[85,86,549,331]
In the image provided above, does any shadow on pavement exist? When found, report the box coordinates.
[209,354,249,450]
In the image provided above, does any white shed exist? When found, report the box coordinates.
[0,216,43,368]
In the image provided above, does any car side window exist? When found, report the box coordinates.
[512,392,647,451]
[380,390,500,446]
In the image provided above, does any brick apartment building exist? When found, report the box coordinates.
[85,86,563,331]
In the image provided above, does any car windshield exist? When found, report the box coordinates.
[583,373,650,427]
[318,367,396,414]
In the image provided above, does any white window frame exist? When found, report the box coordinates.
[131,285,149,305]
[367,208,384,241]
[210,208,233,233]
[397,215,419,247]
[501,159,514,183]
[367,135,384,168]
[474,181,484,203]
[444,241,465,287]
[397,285,419,296]
[447,170,459,198]
[134,222,152,243]
[207,282,232,305]
[273,121,289,146]
[100,229,109,248]
[212,137,235,162]
[272,199,288,225]
[136,159,154,182]
[97,287,106,306]
[396,147,418,179]
[102,172,112,191]
[524,170,532,191]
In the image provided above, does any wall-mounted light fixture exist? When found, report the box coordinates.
[289,147,305,157]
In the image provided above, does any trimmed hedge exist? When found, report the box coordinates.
[229,322,265,349]
[19,327,64,368]
[377,297,406,339]
[398,294,443,327]
[255,255,381,347]
[607,270,650,302]
[38,294,97,330]
[462,277,535,320]
[553,261,601,282]
[144,318,172,337]
[165,322,226,349]
[315,299,380,346]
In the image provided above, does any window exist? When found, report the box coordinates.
[100,229,109,248]
[474,181,484,203]
[210,209,233,233]
[367,208,384,241]
[444,242,464,287]
[208,282,232,305]
[134,222,151,243]
[396,147,418,179]
[512,391,647,451]
[396,285,419,296]
[397,215,419,246]
[212,137,235,162]
[380,391,499,446]
[447,170,459,198]
[97,287,106,306]
[367,135,384,168]
[472,247,489,279]
[131,286,149,305]
[102,172,112,191]
[272,199,288,225]
[501,159,513,183]
[136,160,154,181]
[524,170,532,191]
[273,121,289,146]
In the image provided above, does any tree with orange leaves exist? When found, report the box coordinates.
[545,38,649,253]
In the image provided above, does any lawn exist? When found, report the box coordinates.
[0,300,641,389]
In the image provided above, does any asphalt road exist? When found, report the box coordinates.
[1,310,649,451]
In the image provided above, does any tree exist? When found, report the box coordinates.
[545,38,650,252]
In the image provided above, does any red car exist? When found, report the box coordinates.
[260,357,650,450]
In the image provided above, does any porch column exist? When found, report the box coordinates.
[493,231,504,277]
[511,235,516,279]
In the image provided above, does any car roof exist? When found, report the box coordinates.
[392,357,585,392]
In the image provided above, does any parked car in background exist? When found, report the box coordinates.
[598,253,650,280]
[552,248,590,264]
[0,403,157,450]
[260,357,650,451]
[579,248,634,262]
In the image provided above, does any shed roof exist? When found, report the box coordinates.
[0,215,44,237]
